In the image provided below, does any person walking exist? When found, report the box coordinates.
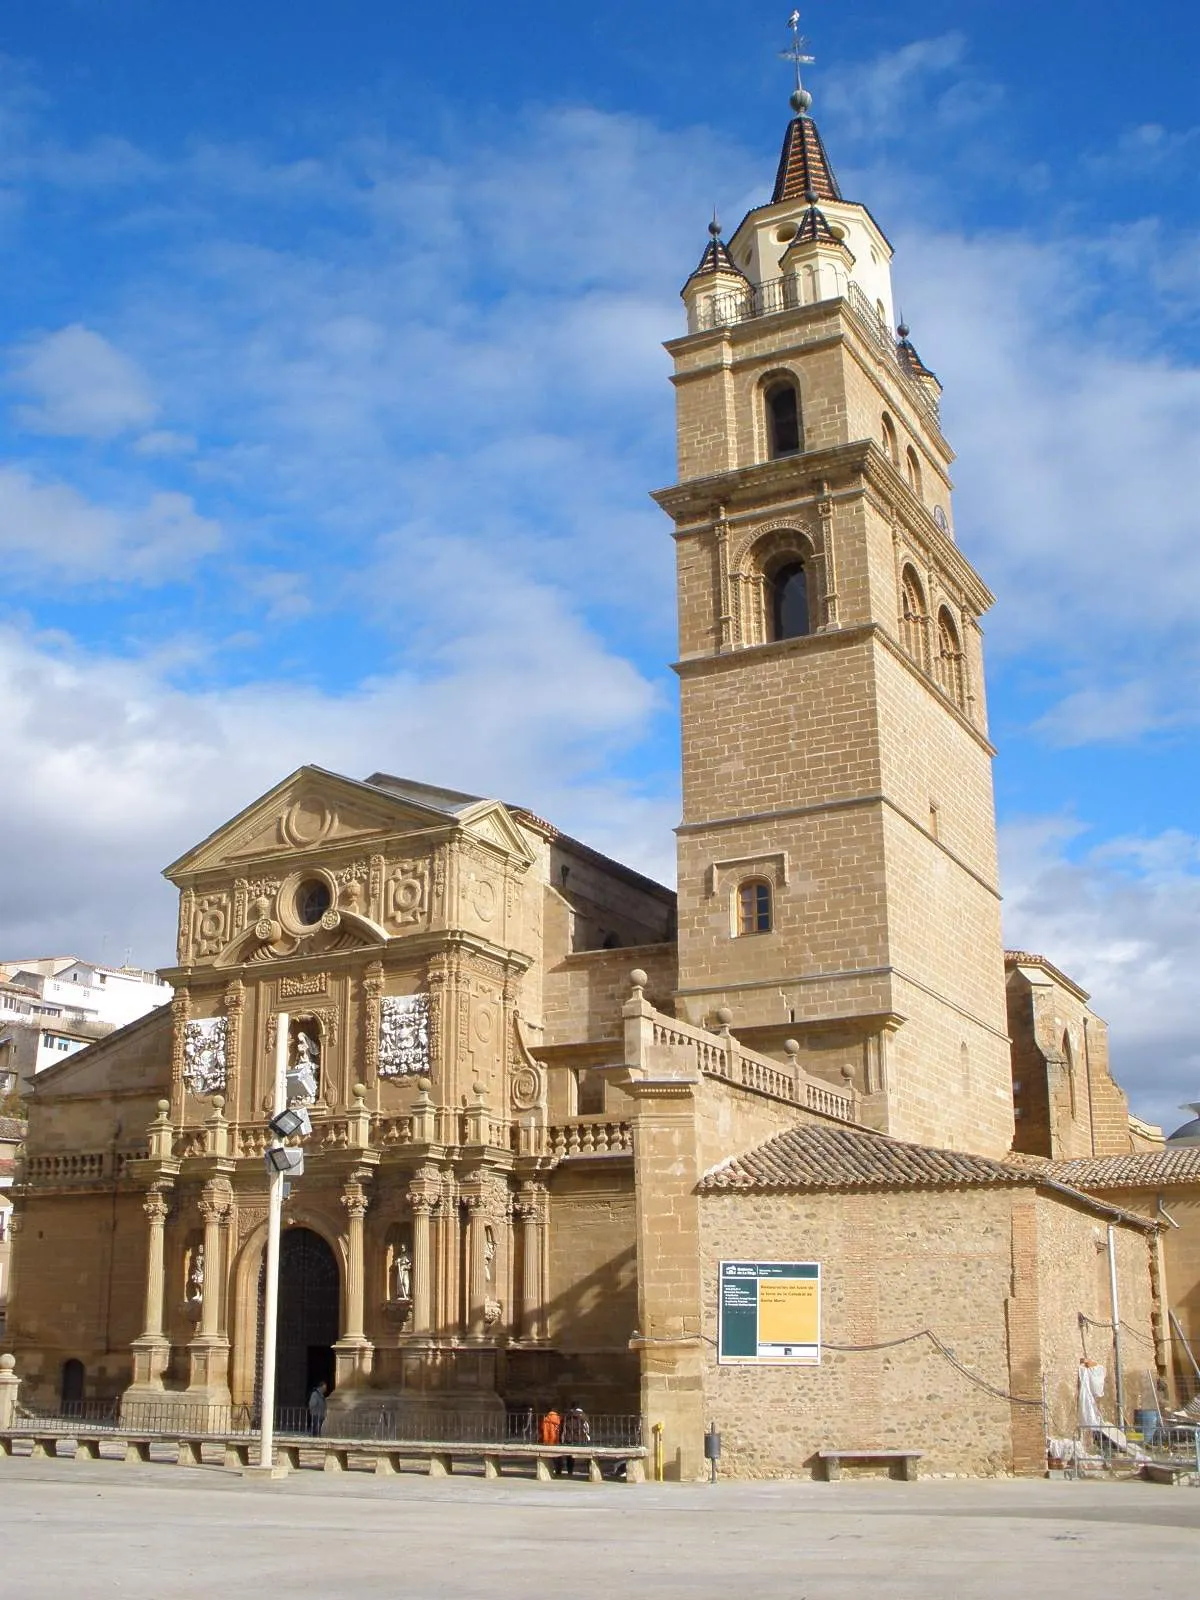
[558,1404,590,1479]
[307,1380,327,1437]
[540,1405,562,1474]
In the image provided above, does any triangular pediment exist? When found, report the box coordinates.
[166,767,459,881]
[459,800,536,867]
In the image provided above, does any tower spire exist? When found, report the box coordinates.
[771,13,842,204]
[780,9,815,116]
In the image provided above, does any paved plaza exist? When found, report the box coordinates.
[1,1454,1197,1599]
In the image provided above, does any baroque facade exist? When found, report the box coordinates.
[4,51,1187,1478]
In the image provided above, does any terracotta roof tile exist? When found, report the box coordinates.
[700,1122,1027,1192]
[699,1124,1157,1230]
[1042,1147,1200,1190]
[772,116,842,206]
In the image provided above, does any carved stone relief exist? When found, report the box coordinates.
[183,1017,228,1097]
[385,860,429,929]
[195,895,231,959]
[279,972,328,1000]
[379,994,432,1078]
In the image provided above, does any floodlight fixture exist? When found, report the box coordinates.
[264,1146,305,1178]
[286,1065,318,1103]
[269,1105,312,1140]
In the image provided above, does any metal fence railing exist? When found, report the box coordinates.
[12,1400,642,1451]
[1049,1415,1200,1478]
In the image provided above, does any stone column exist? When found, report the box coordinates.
[332,1172,374,1390]
[198,1187,226,1341]
[342,1182,368,1342]
[129,1182,173,1391]
[465,1196,487,1337]
[187,1181,233,1403]
[410,1195,434,1335]
[518,1184,544,1342]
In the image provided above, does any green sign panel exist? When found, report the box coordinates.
[718,1260,821,1365]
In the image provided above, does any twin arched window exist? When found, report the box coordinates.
[765,379,802,459]
[900,565,928,670]
[936,607,965,709]
[736,879,772,936]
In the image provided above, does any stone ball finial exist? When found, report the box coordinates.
[211,1094,225,1112]
[784,1039,800,1058]
[352,1082,367,1102]
[156,1099,170,1116]
[0,1353,16,1373]
[416,1076,432,1094]
[791,86,813,114]
[473,1081,488,1099]
[841,1063,855,1082]
[716,1006,734,1027]
[630,968,648,990]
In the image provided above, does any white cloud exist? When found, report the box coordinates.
[1000,816,1200,1131]
[0,569,675,966]
[10,323,157,438]
[0,467,221,583]
[893,226,1200,738]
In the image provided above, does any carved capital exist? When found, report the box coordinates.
[199,1181,232,1225]
[143,1184,172,1225]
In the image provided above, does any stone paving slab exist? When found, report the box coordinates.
[1,1454,1197,1600]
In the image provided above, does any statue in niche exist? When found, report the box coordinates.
[483,1225,496,1285]
[392,1243,412,1303]
[185,1242,205,1307]
[286,1022,321,1104]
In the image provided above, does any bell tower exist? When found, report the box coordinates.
[654,24,1014,1156]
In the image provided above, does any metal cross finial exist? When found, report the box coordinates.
[780,10,815,114]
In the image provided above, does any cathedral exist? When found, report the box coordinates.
[6,40,1195,1481]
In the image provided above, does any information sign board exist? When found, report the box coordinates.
[717,1260,820,1365]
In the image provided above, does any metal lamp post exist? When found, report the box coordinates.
[258,1012,289,1471]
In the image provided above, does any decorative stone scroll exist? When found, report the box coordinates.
[379,994,432,1079]
[183,1017,228,1096]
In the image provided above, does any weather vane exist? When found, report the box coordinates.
[779,10,815,114]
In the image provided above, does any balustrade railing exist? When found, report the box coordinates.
[544,1120,633,1159]
[641,1003,856,1124]
[694,274,939,427]
[21,1147,147,1185]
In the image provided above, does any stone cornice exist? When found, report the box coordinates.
[653,441,992,616]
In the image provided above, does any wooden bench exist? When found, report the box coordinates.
[1143,1460,1198,1487]
[817,1448,922,1482]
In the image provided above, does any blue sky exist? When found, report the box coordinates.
[1,2,1197,1126]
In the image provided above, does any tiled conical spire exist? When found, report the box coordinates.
[791,189,844,247]
[688,218,748,281]
[772,113,842,204]
[896,323,940,385]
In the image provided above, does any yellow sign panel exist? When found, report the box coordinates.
[758,1276,819,1348]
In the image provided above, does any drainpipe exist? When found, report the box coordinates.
[1107,1224,1125,1430]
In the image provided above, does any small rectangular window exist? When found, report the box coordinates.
[737,881,772,935]
[574,1069,605,1117]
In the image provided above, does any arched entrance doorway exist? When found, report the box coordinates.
[256,1227,340,1414]
[60,1358,85,1409]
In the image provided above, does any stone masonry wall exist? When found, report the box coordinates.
[698,1185,1018,1478]
[8,1188,149,1406]
[1031,1193,1157,1440]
